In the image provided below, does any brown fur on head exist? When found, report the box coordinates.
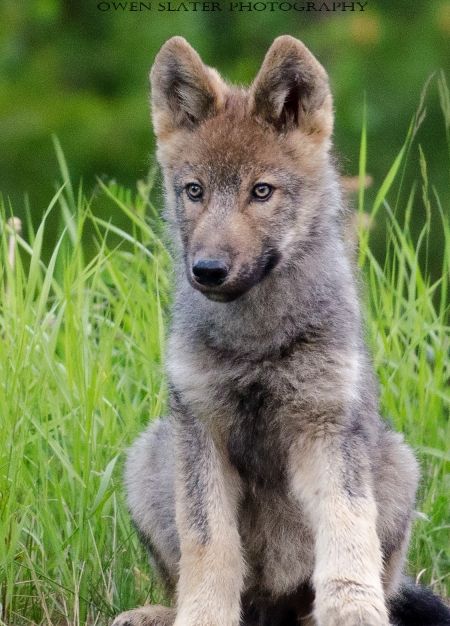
[150,36,334,302]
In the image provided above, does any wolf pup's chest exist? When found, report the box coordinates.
[227,380,286,488]
[168,340,288,486]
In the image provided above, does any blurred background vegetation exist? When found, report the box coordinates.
[0,0,449,272]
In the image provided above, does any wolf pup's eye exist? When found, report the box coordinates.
[252,183,273,201]
[185,183,204,201]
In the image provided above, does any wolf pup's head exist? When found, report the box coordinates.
[150,36,334,302]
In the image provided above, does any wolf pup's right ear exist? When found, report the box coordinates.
[250,36,333,141]
[150,37,226,139]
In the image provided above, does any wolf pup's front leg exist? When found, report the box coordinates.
[290,429,389,626]
[173,411,244,626]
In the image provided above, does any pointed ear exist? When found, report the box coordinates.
[250,36,333,140]
[150,37,226,138]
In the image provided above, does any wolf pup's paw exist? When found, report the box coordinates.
[316,603,389,626]
[111,605,176,626]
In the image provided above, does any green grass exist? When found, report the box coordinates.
[1,78,449,625]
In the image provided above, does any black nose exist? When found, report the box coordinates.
[192,259,229,287]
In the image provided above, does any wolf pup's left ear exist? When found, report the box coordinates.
[150,37,226,138]
[250,36,333,140]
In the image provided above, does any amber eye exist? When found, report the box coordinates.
[185,183,204,201]
[252,183,274,201]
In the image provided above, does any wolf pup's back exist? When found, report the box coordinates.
[112,36,450,626]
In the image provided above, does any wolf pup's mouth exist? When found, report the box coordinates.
[190,249,281,302]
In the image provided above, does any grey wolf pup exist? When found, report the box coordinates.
[113,36,450,626]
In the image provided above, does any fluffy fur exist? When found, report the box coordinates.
[112,36,450,626]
